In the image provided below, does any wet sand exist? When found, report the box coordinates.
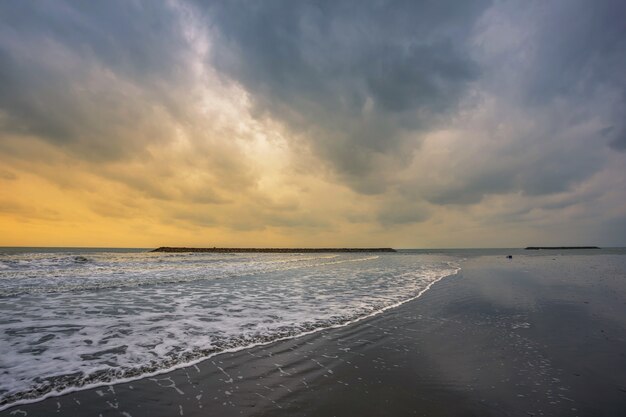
[3,254,626,416]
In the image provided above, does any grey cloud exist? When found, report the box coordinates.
[408,0,626,207]
[609,127,626,151]
[202,0,625,204]
[600,125,626,151]
[518,0,626,154]
[424,169,513,206]
[0,1,188,85]
[522,0,626,105]
[0,1,191,160]
[377,202,430,226]
[203,0,490,192]
[422,136,605,206]
[539,189,603,211]
[224,210,329,232]
[365,41,478,114]
[0,0,261,210]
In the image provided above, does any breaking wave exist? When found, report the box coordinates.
[0,250,458,410]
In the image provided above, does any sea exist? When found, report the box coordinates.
[0,247,464,409]
[1,247,623,410]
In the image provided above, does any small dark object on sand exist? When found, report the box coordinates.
[507,255,513,259]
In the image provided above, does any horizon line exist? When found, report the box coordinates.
[1,245,621,250]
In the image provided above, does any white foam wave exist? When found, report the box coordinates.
[0,251,458,410]
[0,253,361,296]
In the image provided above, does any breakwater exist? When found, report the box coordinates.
[152,247,397,253]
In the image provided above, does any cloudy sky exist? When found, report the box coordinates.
[0,0,625,248]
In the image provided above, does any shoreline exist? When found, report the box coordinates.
[0,265,457,412]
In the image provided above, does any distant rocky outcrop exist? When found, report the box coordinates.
[151,247,397,253]
[524,246,599,250]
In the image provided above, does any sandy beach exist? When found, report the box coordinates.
[2,252,625,416]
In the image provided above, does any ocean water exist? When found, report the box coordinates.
[0,248,459,409]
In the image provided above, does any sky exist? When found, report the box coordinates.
[0,0,625,248]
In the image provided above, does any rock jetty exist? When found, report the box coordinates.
[151,247,397,253]
[524,246,599,250]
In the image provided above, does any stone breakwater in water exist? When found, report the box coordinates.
[524,246,600,250]
[151,247,397,253]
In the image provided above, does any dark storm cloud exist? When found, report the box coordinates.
[522,0,626,105]
[199,0,626,202]
[0,1,190,159]
[423,134,606,206]
[3,0,621,197]
[520,0,626,153]
[0,1,187,83]
[202,0,490,193]
[398,0,626,208]
[609,127,626,151]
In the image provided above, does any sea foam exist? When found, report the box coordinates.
[0,251,458,409]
